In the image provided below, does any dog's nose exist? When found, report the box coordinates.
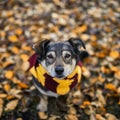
[55,66,64,75]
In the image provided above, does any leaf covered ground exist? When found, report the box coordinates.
[0,0,120,120]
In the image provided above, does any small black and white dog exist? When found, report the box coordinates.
[29,38,88,111]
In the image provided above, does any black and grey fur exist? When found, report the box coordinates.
[33,38,88,111]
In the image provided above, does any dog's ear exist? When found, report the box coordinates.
[33,39,51,60]
[68,38,86,52]
[68,38,89,61]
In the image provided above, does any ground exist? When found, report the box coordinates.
[0,0,120,120]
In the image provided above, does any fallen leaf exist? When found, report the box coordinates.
[22,61,30,71]
[109,50,119,59]
[5,70,14,79]
[105,83,116,92]
[22,45,32,51]
[68,107,77,115]
[80,34,89,41]
[10,46,20,54]
[15,28,23,35]
[96,89,106,106]
[73,25,87,34]
[16,118,23,120]
[101,66,110,74]
[48,115,60,120]
[18,82,28,89]
[90,35,97,41]
[98,76,105,83]
[96,114,106,120]
[8,35,18,42]
[115,70,120,80]
[3,84,11,92]
[5,99,19,111]
[38,112,48,120]
[66,114,78,120]
[0,31,6,38]
[3,61,14,68]
[83,100,91,106]
[20,54,29,62]
[0,94,7,98]
[0,99,4,117]
[105,113,118,120]
[8,88,22,99]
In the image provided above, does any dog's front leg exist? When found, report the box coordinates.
[37,95,48,112]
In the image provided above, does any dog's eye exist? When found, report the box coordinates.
[47,54,54,59]
[65,53,71,59]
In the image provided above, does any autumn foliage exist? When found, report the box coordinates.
[0,0,120,120]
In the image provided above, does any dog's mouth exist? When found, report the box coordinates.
[54,74,65,79]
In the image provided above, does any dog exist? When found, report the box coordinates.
[28,38,88,111]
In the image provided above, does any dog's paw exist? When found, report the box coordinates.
[37,97,48,112]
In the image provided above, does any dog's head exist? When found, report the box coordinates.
[34,38,88,79]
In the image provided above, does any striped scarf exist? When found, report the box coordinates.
[29,54,82,95]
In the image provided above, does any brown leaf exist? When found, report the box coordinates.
[66,114,78,120]
[96,114,106,120]
[96,89,106,106]
[105,113,118,120]
[101,66,110,74]
[0,99,4,117]
[115,70,120,80]
[5,99,19,111]
[38,112,48,120]
[68,107,77,115]
[8,88,22,99]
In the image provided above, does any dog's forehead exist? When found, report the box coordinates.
[47,41,71,51]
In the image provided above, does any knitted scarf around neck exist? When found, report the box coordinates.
[29,54,82,95]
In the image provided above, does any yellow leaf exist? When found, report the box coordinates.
[8,35,18,42]
[5,70,14,79]
[18,82,28,89]
[105,83,116,91]
[4,84,11,92]
[3,61,14,68]
[15,28,23,35]
[109,50,119,59]
[10,46,19,54]
[22,45,32,51]
[73,25,87,34]
[83,100,91,106]
[20,54,29,62]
